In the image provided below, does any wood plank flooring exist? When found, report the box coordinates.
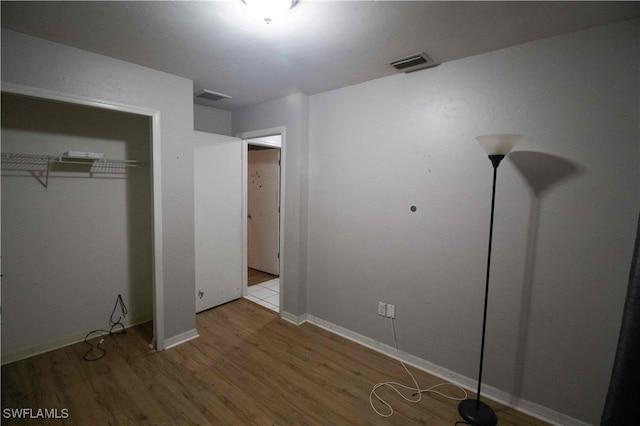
[248,267,278,287]
[2,299,549,425]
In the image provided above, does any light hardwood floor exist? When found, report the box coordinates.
[248,267,278,287]
[2,299,549,425]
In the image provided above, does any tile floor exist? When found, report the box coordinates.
[245,278,280,312]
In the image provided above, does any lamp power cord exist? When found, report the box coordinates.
[82,294,128,361]
[369,317,468,417]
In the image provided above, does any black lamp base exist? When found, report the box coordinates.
[458,399,497,426]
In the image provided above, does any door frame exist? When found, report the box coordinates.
[237,127,285,310]
[247,146,280,276]
[1,82,166,350]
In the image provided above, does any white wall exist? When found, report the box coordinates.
[1,93,152,357]
[194,104,232,136]
[1,29,197,343]
[307,20,639,425]
[233,93,309,316]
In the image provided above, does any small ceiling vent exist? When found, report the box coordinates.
[388,53,436,73]
[194,89,231,102]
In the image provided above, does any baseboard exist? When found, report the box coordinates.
[163,328,199,350]
[305,314,590,426]
[280,310,308,325]
[1,314,152,365]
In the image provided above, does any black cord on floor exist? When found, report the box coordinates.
[83,294,128,361]
[109,294,128,333]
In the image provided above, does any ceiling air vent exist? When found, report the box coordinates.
[388,53,436,73]
[194,89,231,102]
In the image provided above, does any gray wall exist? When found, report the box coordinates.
[1,29,196,342]
[307,20,639,424]
[194,104,232,136]
[233,93,310,316]
[1,93,152,355]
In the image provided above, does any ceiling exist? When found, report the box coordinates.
[2,1,639,111]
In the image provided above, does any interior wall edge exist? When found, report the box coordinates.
[163,328,199,350]
[279,310,308,325]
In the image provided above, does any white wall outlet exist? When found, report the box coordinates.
[378,302,386,316]
[387,304,395,319]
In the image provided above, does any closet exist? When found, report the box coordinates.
[1,92,153,362]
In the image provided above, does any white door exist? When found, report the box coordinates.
[247,148,280,275]
[194,131,242,313]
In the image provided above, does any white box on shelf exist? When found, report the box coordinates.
[62,151,104,160]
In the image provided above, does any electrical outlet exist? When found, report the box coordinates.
[387,304,395,319]
[378,302,386,316]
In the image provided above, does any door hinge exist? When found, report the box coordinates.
[277,252,280,259]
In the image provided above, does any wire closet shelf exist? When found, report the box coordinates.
[1,152,147,189]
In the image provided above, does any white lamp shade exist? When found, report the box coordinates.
[475,134,522,156]
[243,0,295,23]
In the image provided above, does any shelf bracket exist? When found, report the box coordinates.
[44,157,51,189]
[28,160,51,189]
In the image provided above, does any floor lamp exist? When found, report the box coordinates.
[458,134,522,426]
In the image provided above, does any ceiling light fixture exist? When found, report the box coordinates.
[243,0,297,24]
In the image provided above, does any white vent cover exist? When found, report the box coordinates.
[388,53,436,73]
[194,89,231,102]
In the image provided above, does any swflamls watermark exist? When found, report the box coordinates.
[3,408,69,419]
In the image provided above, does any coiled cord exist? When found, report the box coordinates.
[82,294,128,361]
[369,317,468,417]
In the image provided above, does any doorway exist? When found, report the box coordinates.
[239,131,284,313]
[0,86,162,360]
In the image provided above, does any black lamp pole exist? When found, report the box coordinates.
[457,153,504,426]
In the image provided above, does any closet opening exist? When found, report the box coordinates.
[1,88,162,363]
